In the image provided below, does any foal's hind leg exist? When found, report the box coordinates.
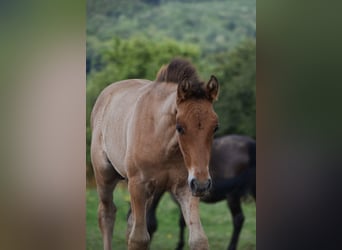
[226,195,245,250]
[92,151,122,250]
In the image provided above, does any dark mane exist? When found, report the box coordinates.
[156,58,201,85]
[156,58,208,99]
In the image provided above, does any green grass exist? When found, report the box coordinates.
[86,185,256,250]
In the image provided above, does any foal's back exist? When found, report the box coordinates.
[91,79,152,178]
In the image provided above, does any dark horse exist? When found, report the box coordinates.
[131,135,256,250]
[91,59,219,250]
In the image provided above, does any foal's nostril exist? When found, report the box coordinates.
[190,178,196,191]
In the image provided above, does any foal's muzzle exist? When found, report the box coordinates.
[189,178,212,197]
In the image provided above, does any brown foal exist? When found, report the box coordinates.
[90,59,219,250]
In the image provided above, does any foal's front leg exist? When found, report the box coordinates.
[173,186,209,250]
[127,178,150,250]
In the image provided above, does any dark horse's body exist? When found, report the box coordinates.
[134,135,256,250]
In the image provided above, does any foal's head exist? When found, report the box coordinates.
[175,76,219,196]
[157,59,219,196]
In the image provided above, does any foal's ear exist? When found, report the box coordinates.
[206,75,219,101]
[177,80,191,102]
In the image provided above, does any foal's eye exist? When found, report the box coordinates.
[214,125,219,133]
[176,124,185,134]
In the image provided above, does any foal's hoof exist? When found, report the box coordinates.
[189,238,209,250]
[190,242,209,250]
[128,241,149,250]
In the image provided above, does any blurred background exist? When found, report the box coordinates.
[86,0,256,249]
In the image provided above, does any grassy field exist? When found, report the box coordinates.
[86,184,256,250]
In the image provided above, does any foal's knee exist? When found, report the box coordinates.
[99,200,117,214]
[98,201,116,223]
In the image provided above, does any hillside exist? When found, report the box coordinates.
[87,0,256,53]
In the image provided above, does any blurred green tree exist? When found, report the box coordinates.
[212,39,256,138]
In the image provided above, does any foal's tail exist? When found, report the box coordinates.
[247,140,256,200]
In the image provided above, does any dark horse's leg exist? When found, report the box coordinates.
[175,209,186,250]
[146,192,164,240]
[146,191,164,239]
[227,194,245,250]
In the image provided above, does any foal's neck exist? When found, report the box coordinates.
[153,83,182,161]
